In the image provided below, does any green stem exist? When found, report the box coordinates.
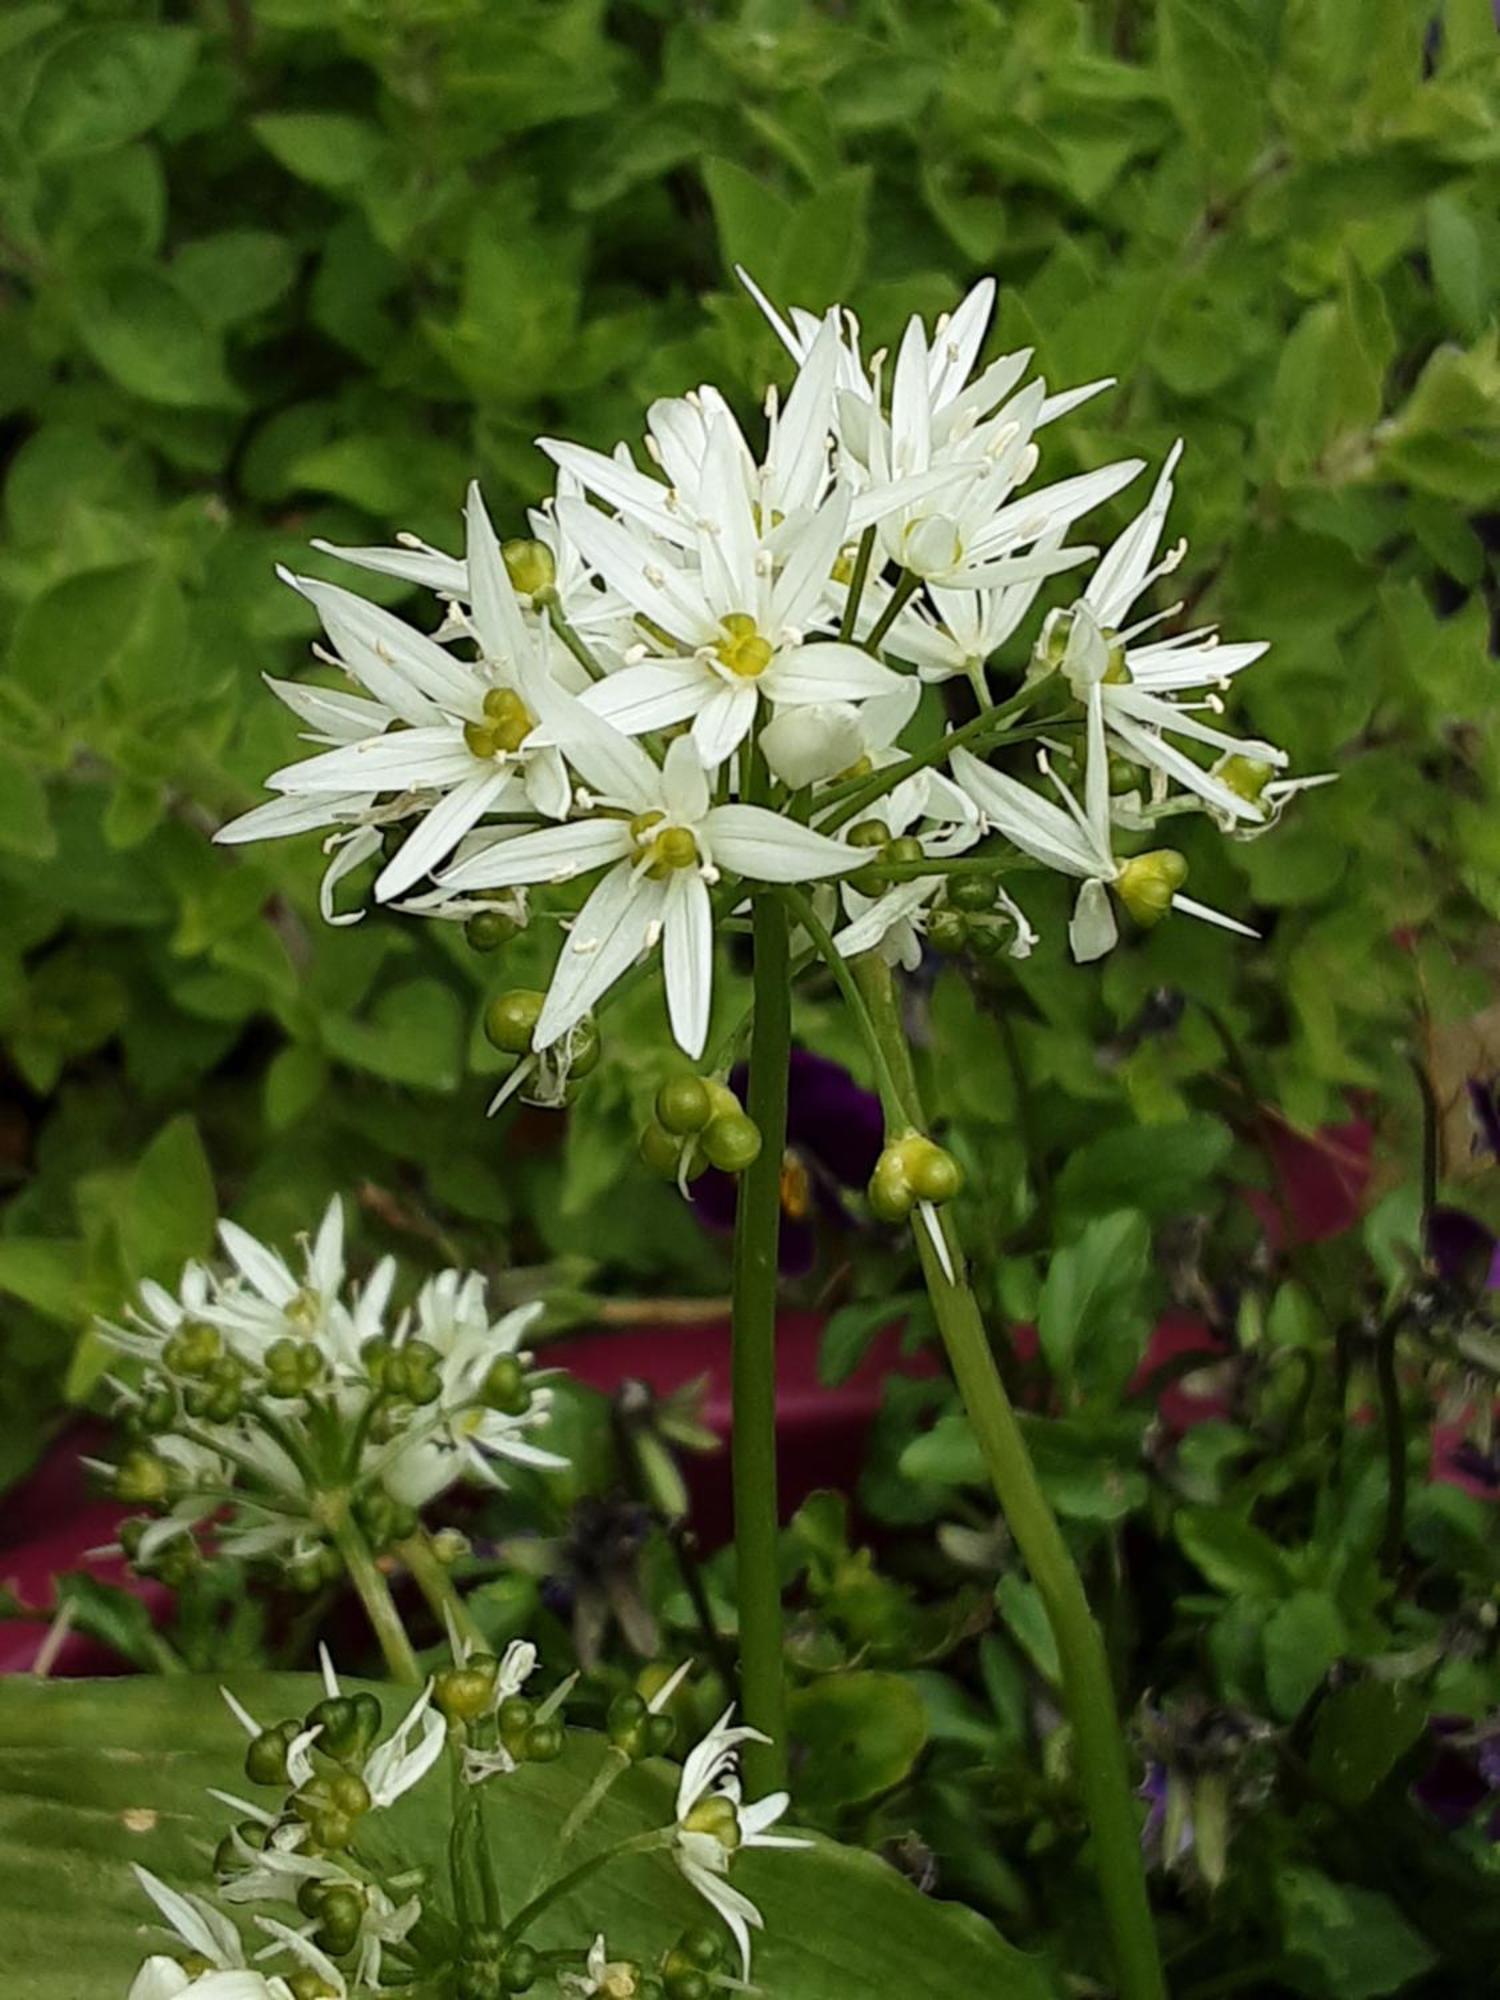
[852,953,1166,2000]
[503,1830,670,1944]
[778,887,916,1125]
[863,568,921,653]
[839,526,877,640]
[1375,1306,1409,1576]
[398,1531,487,1655]
[330,1507,421,1685]
[730,885,792,1793]
[541,599,606,683]
[819,676,1061,833]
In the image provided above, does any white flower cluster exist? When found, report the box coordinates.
[220,274,1320,1058]
[94,1197,563,1579]
[124,1649,803,1996]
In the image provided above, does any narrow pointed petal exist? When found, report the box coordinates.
[375,768,510,901]
[439,818,630,892]
[691,680,758,768]
[704,805,862,883]
[466,481,530,667]
[535,865,666,1049]
[662,870,714,1058]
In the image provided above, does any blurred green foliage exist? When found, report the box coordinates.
[0,0,1497,1487]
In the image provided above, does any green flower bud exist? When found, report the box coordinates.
[884,835,924,867]
[502,538,556,600]
[948,874,997,912]
[500,1943,541,1993]
[607,1689,647,1751]
[1216,753,1274,804]
[1114,848,1188,927]
[465,909,521,952]
[245,1719,300,1788]
[700,1110,762,1173]
[307,1690,383,1764]
[901,1135,964,1204]
[287,1971,341,2000]
[523,1720,563,1763]
[678,1927,725,1971]
[497,1695,535,1745]
[563,1013,602,1077]
[968,921,1010,961]
[136,1384,179,1433]
[213,1819,268,1877]
[482,1353,533,1415]
[868,1146,915,1223]
[162,1321,222,1378]
[682,1791,741,1850]
[847,818,891,850]
[927,907,968,954]
[315,1885,365,1957]
[435,1668,496,1724]
[114,1449,170,1506]
[663,1970,709,2000]
[644,1711,676,1757]
[655,1076,713,1136]
[484,989,545,1055]
[639,1121,685,1180]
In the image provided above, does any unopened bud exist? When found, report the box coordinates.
[1114,849,1188,927]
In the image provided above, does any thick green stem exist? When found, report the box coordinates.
[330,1507,421,1686]
[852,953,1166,2000]
[399,1530,487,1655]
[730,887,792,1792]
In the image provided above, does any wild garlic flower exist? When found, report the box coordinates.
[672,1706,810,1979]
[95,1199,564,1586]
[437,674,864,1058]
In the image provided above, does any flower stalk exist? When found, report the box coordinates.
[851,949,1167,2000]
[330,1504,422,1686]
[730,884,793,1793]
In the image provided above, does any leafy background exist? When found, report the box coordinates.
[0,0,1496,1500]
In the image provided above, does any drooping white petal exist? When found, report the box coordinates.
[582,662,710,738]
[375,768,511,901]
[534,864,666,1049]
[439,818,632,892]
[1069,878,1119,961]
[310,537,466,595]
[661,870,714,1058]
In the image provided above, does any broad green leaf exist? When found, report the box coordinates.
[74,265,235,408]
[788,1672,930,1813]
[1262,1590,1347,1719]
[0,744,54,858]
[1053,1117,1232,1223]
[1275,1866,1436,1999]
[6,561,186,713]
[324,979,466,1090]
[0,1237,93,1322]
[23,25,197,157]
[0,1675,1058,2000]
[122,1113,217,1286]
[1036,1209,1151,1391]
[1159,0,1267,184]
[172,231,301,328]
[1307,1682,1426,1807]
[1175,1507,1292,1598]
[251,111,387,190]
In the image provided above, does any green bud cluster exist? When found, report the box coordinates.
[641,1076,762,1184]
[285,1543,344,1594]
[245,1717,302,1788]
[294,1765,373,1852]
[845,818,925,897]
[606,1688,677,1761]
[114,1448,171,1506]
[362,1335,443,1405]
[263,1336,324,1398]
[488,1693,564,1765]
[298,1878,366,1958]
[1114,848,1188,927]
[212,1817,269,1879]
[352,1488,419,1553]
[661,1926,727,2000]
[434,1652,500,1724]
[868,1133,965,1223]
[483,990,602,1095]
[307,1689,384,1764]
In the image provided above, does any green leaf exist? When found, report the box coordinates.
[788,1672,931,1813]
[1262,1590,1347,1719]
[73,265,235,407]
[1159,0,1267,184]
[704,157,794,288]
[818,1296,913,1388]
[23,25,197,158]
[0,1238,92,1323]
[1036,1209,1151,1391]
[995,1575,1060,1685]
[122,1114,217,1286]
[171,231,300,328]
[0,745,54,859]
[6,562,186,713]
[1175,1507,1292,1597]
[1053,1117,1232,1223]
[0,1675,1058,1999]
[1276,1866,1437,1999]
[324,979,465,1090]
[251,111,387,191]
[1307,1681,1426,1807]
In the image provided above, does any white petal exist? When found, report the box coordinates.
[661,733,712,821]
[691,680,758,768]
[521,658,660,810]
[662,870,714,1058]
[439,818,631,892]
[283,569,475,716]
[704,805,862,883]
[217,1222,295,1306]
[267,727,477,796]
[582,661,710,737]
[375,769,510,901]
[765,641,904,707]
[1069,878,1118,961]
[310,537,465,595]
[466,481,530,666]
[1172,892,1259,940]
[760,703,864,790]
[534,865,666,1049]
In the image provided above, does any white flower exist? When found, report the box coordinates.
[558,466,905,767]
[217,485,574,905]
[743,269,1137,590]
[830,763,996,973]
[560,1936,642,1998]
[437,674,864,1058]
[380,1292,566,1507]
[1040,443,1290,824]
[128,1966,293,2000]
[672,1706,810,1980]
[950,704,1257,961]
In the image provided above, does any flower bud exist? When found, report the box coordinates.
[901,1135,964,1204]
[245,1719,300,1787]
[523,1720,564,1762]
[114,1449,170,1506]
[948,874,997,912]
[682,1792,741,1851]
[927,907,968,954]
[1215,753,1274,804]
[847,818,891,850]
[436,1667,496,1724]
[760,702,865,790]
[500,1943,540,1993]
[884,835,924,867]
[700,1111,762,1173]
[677,1927,725,1972]
[465,908,521,952]
[639,1120,685,1180]
[497,1695,535,1746]
[502,539,556,600]
[484,989,545,1055]
[868,1146,915,1223]
[655,1076,713,1136]
[482,1354,533,1416]
[1115,849,1188,927]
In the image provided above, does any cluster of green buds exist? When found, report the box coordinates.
[1113,849,1189,928]
[927,869,1026,961]
[868,1132,964,1224]
[234,1686,385,1858]
[485,986,602,1106]
[656,1925,735,2000]
[606,1686,679,1763]
[639,1075,762,1184]
[844,816,925,897]
[434,1654,563,1769]
[455,1929,542,1999]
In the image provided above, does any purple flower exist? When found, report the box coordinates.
[1413,1716,1500,1840]
[1426,1206,1500,1292]
[693,1048,885,1274]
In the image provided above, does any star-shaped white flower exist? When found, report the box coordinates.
[437,672,864,1058]
[672,1706,810,1980]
